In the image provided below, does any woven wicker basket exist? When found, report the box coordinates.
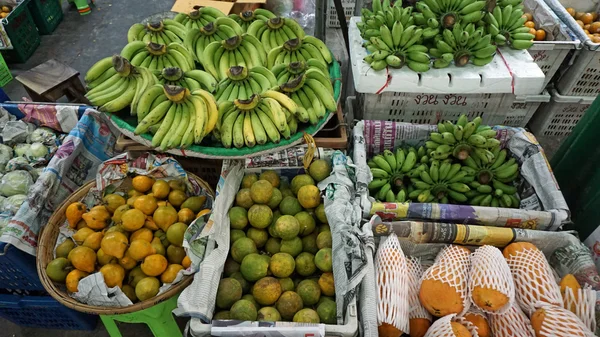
[36,172,214,315]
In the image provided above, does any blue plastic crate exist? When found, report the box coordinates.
[0,243,44,293]
[0,293,97,330]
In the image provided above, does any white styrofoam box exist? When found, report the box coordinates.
[529,89,596,138]
[357,91,503,124]
[490,91,551,127]
[524,0,580,88]
[349,17,546,95]
[326,0,354,28]
[555,48,600,96]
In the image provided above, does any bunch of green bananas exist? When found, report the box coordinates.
[275,68,337,125]
[367,147,429,202]
[174,7,225,30]
[127,20,187,44]
[430,22,496,68]
[229,9,276,32]
[156,67,217,93]
[425,115,499,161]
[85,55,157,113]
[267,36,332,69]
[485,5,534,49]
[123,41,195,72]
[133,84,218,150]
[215,66,278,103]
[414,0,486,31]
[202,35,267,80]
[495,0,523,9]
[247,17,306,52]
[183,17,244,65]
[409,160,473,203]
[272,59,328,85]
[216,91,298,148]
[465,181,520,207]
[362,20,430,72]
[357,2,414,38]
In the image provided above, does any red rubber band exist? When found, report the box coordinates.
[496,48,515,94]
[375,66,392,94]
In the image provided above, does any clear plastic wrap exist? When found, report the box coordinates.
[266,0,315,35]
[0,170,33,197]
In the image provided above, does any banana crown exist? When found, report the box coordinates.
[147,42,167,55]
[161,67,184,82]
[163,84,189,102]
[146,21,165,32]
[233,94,260,110]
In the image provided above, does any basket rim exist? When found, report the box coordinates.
[36,172,214,315]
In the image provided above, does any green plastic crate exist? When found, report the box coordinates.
[0,53,12,87]
[1,0,41,63]
[28,0,63,34]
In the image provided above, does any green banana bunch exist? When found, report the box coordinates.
[425,115,500,161]
[123,41,195,73]
[267,36,332,69]
[485,4,534,49]
[133,84,219,150]
[217,91,299,148]
[174,7,225,30]
[362,20,431,72]
[247,17,306,52]
[367,146,429,202]
[127,19,187,44]
[157,67,217,93]
[202,34,267,80]
[85,55,157,113]
[414,0,486,34]
[465,180,520,207]
[183,17,244,65]
[357,3,414,38]
[229,8,276,32]
[495,0,523,10]
[215,65,278,103]
[273,68,337,125]
[462,147,520,184]
[431,22,496,68]
[408,160,473,203]
[272,59,329,85]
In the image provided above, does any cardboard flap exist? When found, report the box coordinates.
[171,0,234,15]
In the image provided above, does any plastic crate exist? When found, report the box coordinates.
[0,0,41,63]
[0,293,97,330]
[27,0,63,34]
[326,0,354,28]
[0,243,45,293]
[529,89,596,138]
[0,53,12,87]
[489,92,551,127]
[555,48,600,97]
[357,91,503,125]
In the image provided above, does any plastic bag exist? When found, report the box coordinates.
[0,144,13,173]
[27,127,58,146]
[6,156,30,171]
[0,170,33,197]
[2,194,27,214]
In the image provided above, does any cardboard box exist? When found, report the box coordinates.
[171,0,265,16]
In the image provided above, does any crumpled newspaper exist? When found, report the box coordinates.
[1,120,34,145]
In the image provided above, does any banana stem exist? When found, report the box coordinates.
[112,55,132,77]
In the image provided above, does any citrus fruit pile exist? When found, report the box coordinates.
[46,175,210,304]
[215,160,337,323]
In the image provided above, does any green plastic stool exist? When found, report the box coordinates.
[100,296,182,337]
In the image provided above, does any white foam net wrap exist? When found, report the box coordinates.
[535,302,596,337]
[504,246,562,315]
[469,245,515,314]
[375,233,410,334]
[421,245,472,316]
[488,302,534,337]
[423,314,478,337]
[407,256,432,321]
[563,285,597,332]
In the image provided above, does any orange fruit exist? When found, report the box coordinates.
[566,8,576,17]
[65,270,89,293]
[135,277,160,301]
[66,202,86,228]
[101,231,129,259]
[584,24,591,31]
[161,264,184,283]
[72,227,95,245]
[128,189,144,198]
[575,12,584,20]
[153,205,178,231]
[141,254,168,276]
[576,20,584,28]
[82,231,103,251]
[590,22,600,33]
[76,220,88,230]
[524,21,535,28]
[585,29,591,34]
[151,180,170,199]
[127,240,156,261]
[82,206,111,230]
[178,208,195,224]
[100,264,125,288]
[103,194,126,213]
[132,176,155,193]
[581,13,594,25]
[130,228,153,242]
[97,248,117,265]
[523,13,533,21]
[535,29,546,41]
[593,36,600,43]
[122,284,137,302]
[68,246,97,273]
[133,195,158,216]
[592,12,598,21]
[168,190,187,208]
[121,208,146,231]
[182,255,191,269]
[529,27,537,36]
[119,254,137,270]
[1,6,10,12]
